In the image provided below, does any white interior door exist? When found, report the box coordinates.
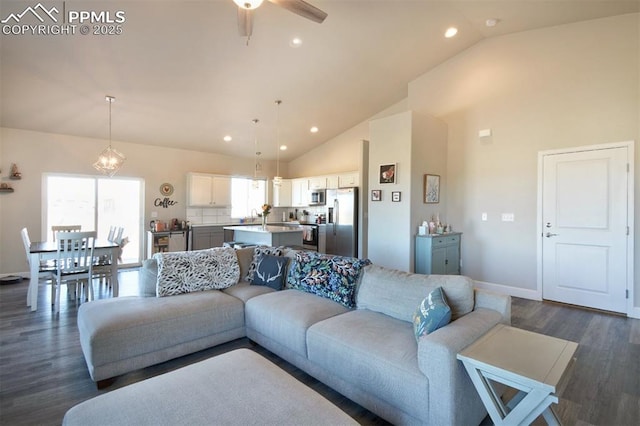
[541,146,629,313]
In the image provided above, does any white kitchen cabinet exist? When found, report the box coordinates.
[338,172,359,187]
[187,173,231,207]
[308,176,327,190]
[272,179,292,207]
[326,175,339,189]
[291,178,309,207]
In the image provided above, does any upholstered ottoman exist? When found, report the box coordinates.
[63,349,357,426]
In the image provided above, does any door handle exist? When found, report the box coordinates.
[545,232,559,238]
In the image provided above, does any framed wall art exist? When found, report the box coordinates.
[392,191,401,202]
[424,174,440,203]
[371,190,382,201]
[379,163,396,184]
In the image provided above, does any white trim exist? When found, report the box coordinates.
[473,280,541,301]
[536,141,635,317]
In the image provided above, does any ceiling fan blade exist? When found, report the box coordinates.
[268,0,327,24]
[237,7,254,37]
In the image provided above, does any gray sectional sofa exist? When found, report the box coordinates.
[77,246,510,425]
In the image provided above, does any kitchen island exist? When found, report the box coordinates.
[224,225,303,247]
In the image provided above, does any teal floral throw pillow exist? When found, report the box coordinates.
[413,286,451,341]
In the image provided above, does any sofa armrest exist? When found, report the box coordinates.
[139,258,158,297]
[474,288,511,325]
[417,308,502,425]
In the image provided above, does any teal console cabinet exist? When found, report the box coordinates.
[415,233,461,275]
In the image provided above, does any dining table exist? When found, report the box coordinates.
[27,239,120,312]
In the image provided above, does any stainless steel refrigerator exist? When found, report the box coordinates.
[325,187,358,257]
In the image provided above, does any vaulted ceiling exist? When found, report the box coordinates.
[1,1,637,161]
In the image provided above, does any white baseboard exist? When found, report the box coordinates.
[1,272,28,278]
[473,280,541,301]
[474,280,640,319]
[628,306,640,319]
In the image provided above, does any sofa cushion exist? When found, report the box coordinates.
[307,309,429,421]
[222,281,275,303]
[245,289,349,357]
[357,265,474,322]
[413,286,451,341]
[286,251,371,308]
[154,247,240,297]
[78,292,245,375]
[234,247,255,281]
[251,254,289,290]
[246,246,285,282]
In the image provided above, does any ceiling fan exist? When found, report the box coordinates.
[234,0,327,42]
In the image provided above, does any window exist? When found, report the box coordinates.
[231,178,266,219]
[44,174,144,266]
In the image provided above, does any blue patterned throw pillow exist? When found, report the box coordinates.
[246,246,285,282]
[286,251,371,308]
[413,287,451,341]
[251,254,288,290]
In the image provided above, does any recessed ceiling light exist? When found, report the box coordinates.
[223,135,232,142]
[485,18,499,27]
[280,145,287,151]
[290,37,303,47]
[445,27,458,38]
[310,126,319,133]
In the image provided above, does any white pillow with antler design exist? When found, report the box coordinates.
[251,253,289,290]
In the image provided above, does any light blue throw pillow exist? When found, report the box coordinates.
[413,286,451,341]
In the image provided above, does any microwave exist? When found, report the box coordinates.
[309,189,325,206]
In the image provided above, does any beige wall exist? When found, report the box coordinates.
[409,14,639,308]
[368,112,414,270]
[0,127,276,274]
[367,110,447,271]
[287,99,408,178]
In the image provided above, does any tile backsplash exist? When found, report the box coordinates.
[186,207,233,225]
[186,205,327,225]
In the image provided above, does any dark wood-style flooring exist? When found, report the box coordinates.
[1,270,639,425]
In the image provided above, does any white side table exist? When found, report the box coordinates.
[457,324,578,426]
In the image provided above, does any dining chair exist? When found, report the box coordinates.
[107,226,116,242]
[54,231,96,313]
[52,225,82,242]
[114,227,124,245]
[21,227,57,303]
[94,227,125,290]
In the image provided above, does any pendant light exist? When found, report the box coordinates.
[234,0,263,10]
[273,100,283,187]
[252,118,261,189]
[93,95,125,177]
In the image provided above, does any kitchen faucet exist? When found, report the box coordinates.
[250,208,258,223]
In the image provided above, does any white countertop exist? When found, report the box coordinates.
[191,222,301,228]
[224,225,304,234]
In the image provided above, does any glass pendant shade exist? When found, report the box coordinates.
[93,146,126,177]
[94,95,125,177]
[234,0,263,10]
[273,175,282,186]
